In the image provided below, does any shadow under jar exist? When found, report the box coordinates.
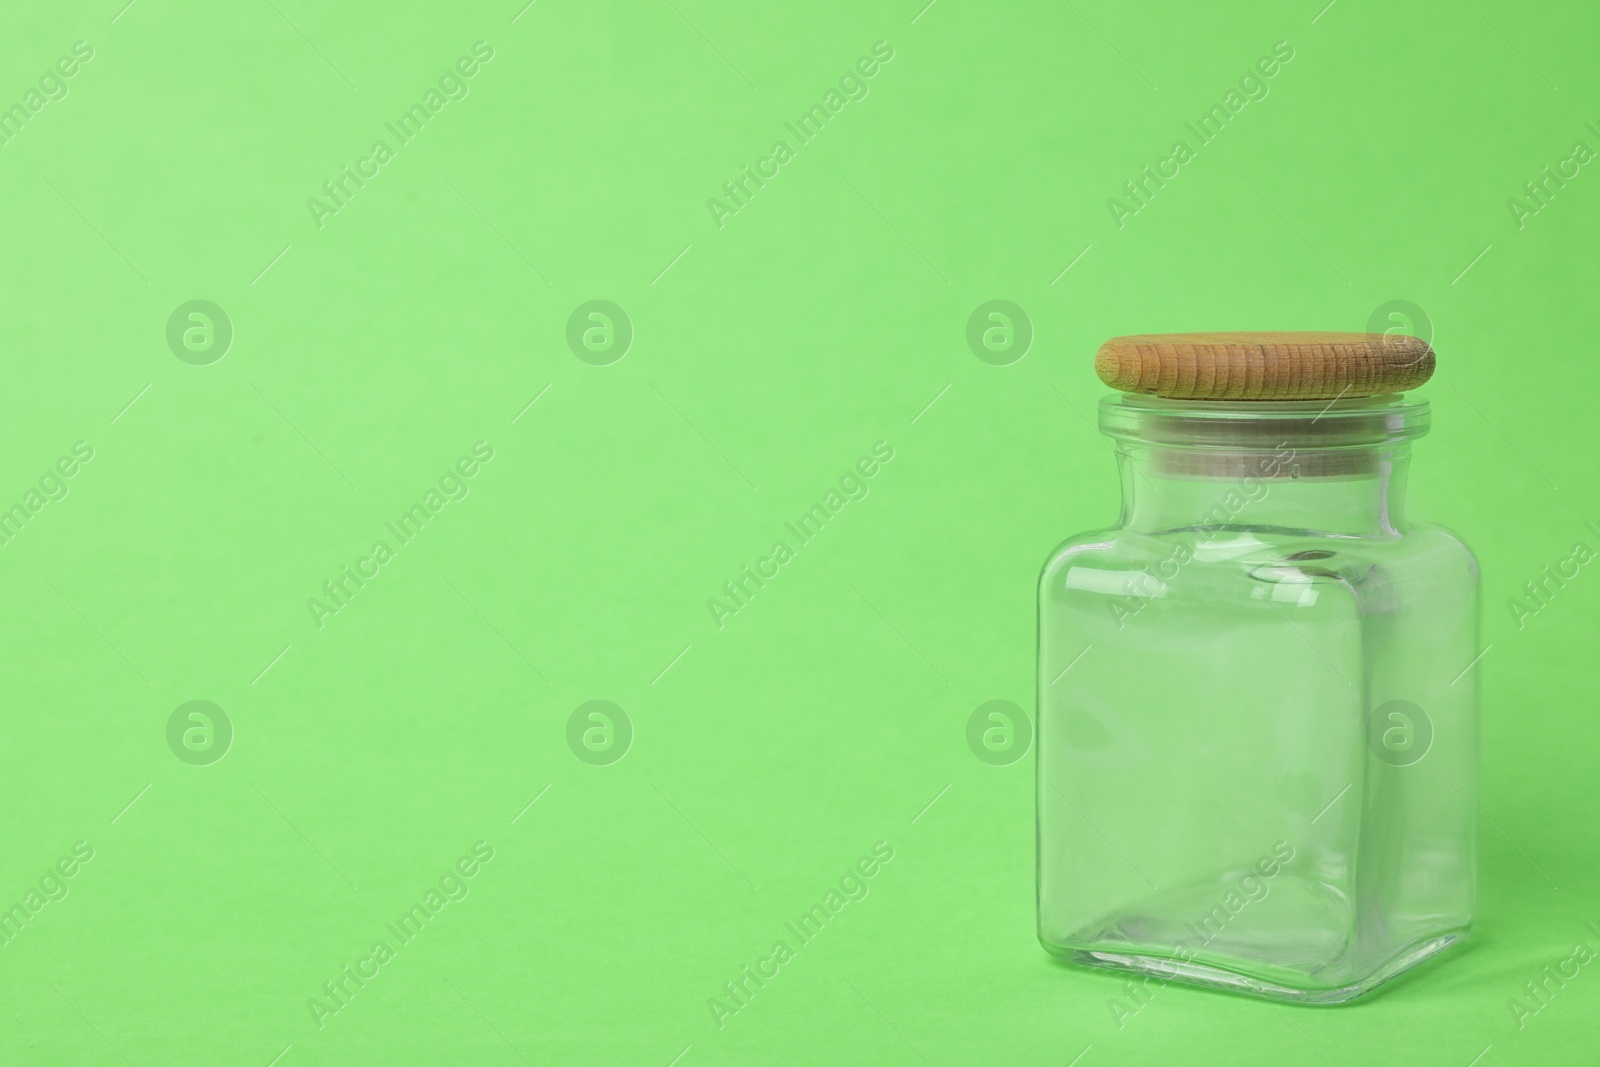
[1037,333,1480,1003]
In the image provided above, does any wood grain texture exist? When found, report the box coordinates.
[1095,331,1435,400]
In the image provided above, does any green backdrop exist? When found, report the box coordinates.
[1,0,1595,1063]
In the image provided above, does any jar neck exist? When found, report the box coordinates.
[1116,444,1412,537]
[1100,393,1429,539]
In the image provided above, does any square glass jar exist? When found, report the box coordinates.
[1036,392,1480,1003]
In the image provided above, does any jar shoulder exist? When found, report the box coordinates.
[1040,521,1479,589]
[1406,520,1481,586]
[1037,527,1125,584]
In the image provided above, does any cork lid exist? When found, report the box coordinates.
[1095,331,1434,401]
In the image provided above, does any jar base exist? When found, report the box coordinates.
[1046,928,1470,1004]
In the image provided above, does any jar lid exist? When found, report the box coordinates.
[1096,332,1433,400]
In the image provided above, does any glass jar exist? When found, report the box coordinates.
[1036,386,1480,1003]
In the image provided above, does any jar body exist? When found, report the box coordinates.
[1036,396,1480,1003]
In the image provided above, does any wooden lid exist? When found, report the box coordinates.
[1095,331,1434,400]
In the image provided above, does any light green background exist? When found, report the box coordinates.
[1,0,1596,1063]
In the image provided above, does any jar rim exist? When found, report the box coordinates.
[1099,391,1430,450]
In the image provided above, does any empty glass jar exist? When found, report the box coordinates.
[1037,343,1480,1003]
